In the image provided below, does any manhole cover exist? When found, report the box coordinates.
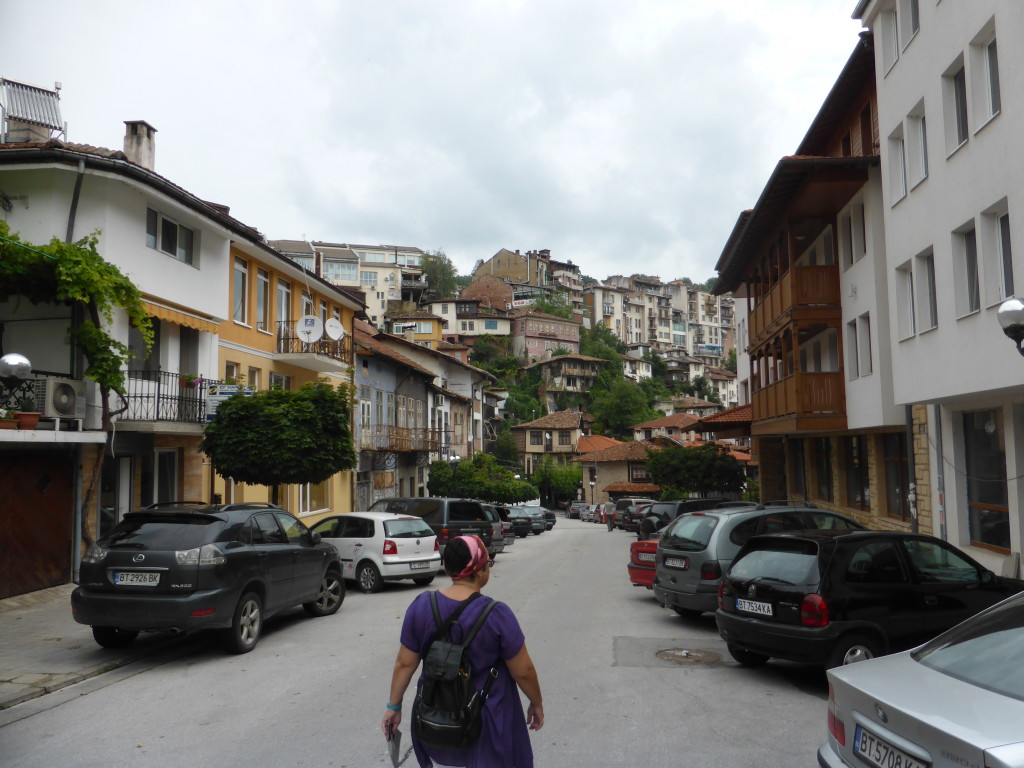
[656,648,723,665]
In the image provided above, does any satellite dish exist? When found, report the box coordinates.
[296,315,324,343]
[324,317,345,340]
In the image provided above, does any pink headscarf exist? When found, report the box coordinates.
[450,535,489,581]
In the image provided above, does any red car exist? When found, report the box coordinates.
[628,535,659,588]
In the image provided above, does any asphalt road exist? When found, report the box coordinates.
[0,518,828,767]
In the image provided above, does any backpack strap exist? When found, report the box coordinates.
[426,591,482,649]
[462,599,504,700]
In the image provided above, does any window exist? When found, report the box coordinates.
[962,409,1009,551]
[998,212,1014,299]
[298,480,330,516]
[558,430,571,446]
[970,25,1001,125]
[225,361,239,382]
[320,300,328,323]
[485,319,498,330]
[233,258,248,323]
[247,367,260,390]
[896,262,916,338]
[322,260,358,282]
[269,372,291,390]
[815,438,834,502]
[881,9,900,72]
[530,431,543,446]
[985,38,1001,117]
[981,203,1014,304]
[375,390,383,425]
[387,392,395,425]
[844,435,870,511]
[906,104,929,186]
[883,432,909,521]
[302,290,313,317]
[256,268,270,331]
[361,271,378,286]
[944,59,969,152]
[857,314,872,376]
[146,208,195,265]
[889,125,908,201]
[954,224,981,316]
[277,279,292,324]
[397,395,407,428]
[899,0,919,47]
[846,319,859,380]
[917,249,938,330]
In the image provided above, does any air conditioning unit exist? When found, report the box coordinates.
[32,376,87,419]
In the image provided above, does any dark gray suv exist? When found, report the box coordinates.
[72,503,344,653]
[367,497,494,556]
[653,503,863,617]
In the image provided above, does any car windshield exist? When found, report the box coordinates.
[101,515,220,550]
[662,514,718,551]
[729,541,821,585]
[913,595,1024,701]
[383,519,434,538]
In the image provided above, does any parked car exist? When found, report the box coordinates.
[504,507,533,538]
[613,497,654,529]
[653,503,862,618]
[567,501,588,519]
[637,498,732,540]
[541,507,557,530]
[367,497,493,555]
[818,590,1024,768]
[479,503,506,557]
[71,503,344,654]
[492,505,518,547]
[509,506,546,535]
[628,530,664,589]
[716,529,1024,669]
[309,511,440,593]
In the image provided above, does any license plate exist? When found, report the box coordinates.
[854,725,926,768]
[664,557,689,569]
[114,571,161,586]
[736,598,772,616]
[409,561,430,570]
[638,552,656,562]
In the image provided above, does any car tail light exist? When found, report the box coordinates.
[438,528,450,543]
[176,544,226,566]
[191,608,216,618]
[801,593,829,627]
[700,560,722,580]
[827,683,846,746]
[81,544,107,564]
[434,539,439,552]
[383,539,398,555]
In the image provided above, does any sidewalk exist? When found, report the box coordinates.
[0,584,171,710]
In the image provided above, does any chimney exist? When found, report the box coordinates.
[123,120,157,170]
[404,325,416,342]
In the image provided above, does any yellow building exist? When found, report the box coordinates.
[213,239,366,525]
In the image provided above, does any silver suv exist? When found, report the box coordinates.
[652,502,863,617]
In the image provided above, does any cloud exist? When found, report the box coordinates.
[5,0,863,283]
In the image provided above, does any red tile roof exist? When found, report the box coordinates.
[631,413,700,430]
[576,434,622,453]
[511,410,594,430]
[698,403,752,424]
[355,331,435,378]
[573,439,660,463]
[603,482,661,494]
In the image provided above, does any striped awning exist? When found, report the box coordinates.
[142,301,219,334]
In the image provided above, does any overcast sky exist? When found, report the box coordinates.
[6,1,863,283]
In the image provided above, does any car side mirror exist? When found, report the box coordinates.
[311,531,322,545]
[980,568,995,585]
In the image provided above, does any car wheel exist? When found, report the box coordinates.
[827,634,879,668]
[533,530,542,535]
[92,626,139,649]
[304,569,345,617]
[518,533,528,538]
[671,607,703,619]
[412,574,435,586]
[356,561,382,593]
[728,645,770,667]
[221,591,262,654]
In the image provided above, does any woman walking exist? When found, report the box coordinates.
[382,535,544,768]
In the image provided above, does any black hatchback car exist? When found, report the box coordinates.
[72,503,345,654]
[716,530,1024,669]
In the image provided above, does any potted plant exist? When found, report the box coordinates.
[0,406,15,429]
[13,393,40,430]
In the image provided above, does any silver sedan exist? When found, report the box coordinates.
[818,590,1024,768]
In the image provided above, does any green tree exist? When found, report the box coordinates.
[724,347,737,374]
[0,222,154,545]
[428,454,536,503]
[199,381,357,504]
[530,457,582,508]
[492,424,521,471]
[469,335,519,380]
[646,443,745,497]
[590,379,656,439]
[421,249,459,301]
[528,292,572,319]
[685,375,722,405]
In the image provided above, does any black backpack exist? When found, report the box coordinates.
[412,591,502,750]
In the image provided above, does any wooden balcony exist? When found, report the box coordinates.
[751,371,846,435]
[359,425,441,453]
[750,265,840,345]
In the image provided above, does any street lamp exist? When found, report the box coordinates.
[998,298,1024,357]
[589,480,595,506]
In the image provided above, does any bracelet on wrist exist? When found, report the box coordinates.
[386,702,402,711]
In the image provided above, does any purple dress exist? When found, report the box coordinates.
[401,591,533,768]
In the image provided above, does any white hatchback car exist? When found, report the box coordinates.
[309,511,441,593]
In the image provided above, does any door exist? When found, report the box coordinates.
[251,513,296,612]
[837,537,921,650]
[277,513,323,602]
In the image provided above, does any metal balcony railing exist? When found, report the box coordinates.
[123,370,206,424]
[276,320,354,365]
[359,425,442,453]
